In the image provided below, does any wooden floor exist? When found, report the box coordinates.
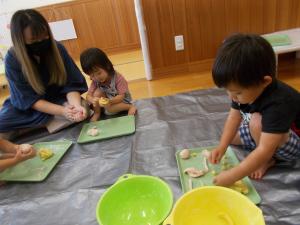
[1,50,300,106]
[128,53,300,100]
[110,50,146,81]
[129,71,215,100]
[276,55,300,91]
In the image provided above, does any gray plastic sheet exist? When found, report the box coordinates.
[0,88,300,225]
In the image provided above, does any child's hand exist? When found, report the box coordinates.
[14,146,36,162]
[91,97,100,107]
[209,147,226,164]
[213,169,237,187]
[18,144,34,154]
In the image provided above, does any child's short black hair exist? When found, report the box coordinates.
[212,33,276,88]
[80,48,115,75]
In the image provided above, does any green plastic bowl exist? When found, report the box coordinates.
[96,174,173,225]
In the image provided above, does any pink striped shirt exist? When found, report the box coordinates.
[88,72,128,96]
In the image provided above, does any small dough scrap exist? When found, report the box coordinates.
[87,126,100,136]
[39,148,54,161]
[221,162,232,171]
[231,180,249,194]
[99,97,109,105]
[203,157,209,172]
[180,149,190,159]
[191,152,198,157]
[211,170,218,176]
[184,167,205,178]
[19,144,32,154]
[202,149,211,158]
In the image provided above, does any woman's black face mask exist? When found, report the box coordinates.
[26,38,51,56]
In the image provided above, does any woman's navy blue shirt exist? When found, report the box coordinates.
[0,42,87,132]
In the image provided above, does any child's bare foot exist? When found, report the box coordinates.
[250,159,275,180]
[90,113,100,122]
[128,105,137,115]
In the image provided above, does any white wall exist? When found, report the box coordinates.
[0,0,72,14]
[0,0,72,61]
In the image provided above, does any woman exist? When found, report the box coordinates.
[0,9,88,138]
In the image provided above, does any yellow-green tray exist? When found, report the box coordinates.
[263,33,291,46]
[77,115,136,144]
[0,140,72,182]
[176,146,262,204]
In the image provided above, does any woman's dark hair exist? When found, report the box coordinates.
[80,48,115,75]
[212,33,276,88]
[10,9,66,94]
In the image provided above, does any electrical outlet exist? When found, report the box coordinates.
[174,35,184,51]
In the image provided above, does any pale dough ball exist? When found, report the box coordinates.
[19,144,32,154]
[180,149,190,159]
[87,126,100,136]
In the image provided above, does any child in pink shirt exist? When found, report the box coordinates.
[80,48,136,121]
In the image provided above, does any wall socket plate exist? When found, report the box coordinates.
[174,35,184,51]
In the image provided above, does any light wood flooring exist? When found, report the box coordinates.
[128,53,300,100]
[1,50,300,106]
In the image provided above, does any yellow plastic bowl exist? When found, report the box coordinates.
[163,186,265,225]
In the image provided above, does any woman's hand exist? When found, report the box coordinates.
[209,146,226,164]
[72,105,88,122]
[62,104,77,121]
[63,104,87,122]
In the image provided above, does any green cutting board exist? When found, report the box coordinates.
[263,34,291,46]
[0,140,72,182]
[176,146,262,204]
[77,115,135,144]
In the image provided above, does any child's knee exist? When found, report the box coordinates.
[104,105,114,113]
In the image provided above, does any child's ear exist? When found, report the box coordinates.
[263,75,272,87]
